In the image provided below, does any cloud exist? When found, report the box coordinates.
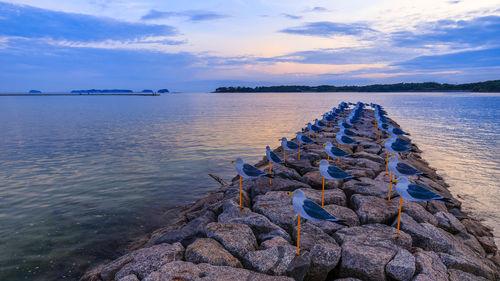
[280,21,376,37]
[0,2,177,42]
[304,7,329,13]
[448,0,461,4]
[391,16,500,48]
[281,13,302,20]
[141,9,228,22]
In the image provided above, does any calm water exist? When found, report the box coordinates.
[0,92,499,280]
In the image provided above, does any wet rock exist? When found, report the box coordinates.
[151,210,216,246]
[218,199,291,242]
[448,207,468,220]
[225,185,251,208]
[251,176,310,198]
[478,236,498,253]
[243,245,297,275]
[413,249,448,281]
[448,269,489,281]
[116,275,139,281]
[260,236,290,250]
[342,178,397,199]
[309,204,359,234]
[79,264,105,281]
[333,224,412,281]
[350,194,399,224]
[438,252,498,280]
[205,222,257,260]
[385,249,415,281]
[185,238,242,268]
[143,261,294,281]
[302,170,343,190]
[401,201,438,226]
[101,243,184,281]
[455,232,486,257]
[424,200,447,214]
[434,211,466,234]
[462,219,494,237]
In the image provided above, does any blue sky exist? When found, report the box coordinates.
[0,0,499,92]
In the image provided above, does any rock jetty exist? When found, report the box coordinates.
[81,106,500,281]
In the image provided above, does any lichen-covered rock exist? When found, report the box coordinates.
[243,245,297,275]
[350,194,399,224]
[185,238,242,268]
[413,249,448,281]
[100,242,184,281]
[218,199,291,242]
[143,261,294,281]
[205,223,257,260]
[333,224,412,281]
[434,211,465,234]
[385,249,415,281]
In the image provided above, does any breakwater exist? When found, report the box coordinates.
[81,104,500,281]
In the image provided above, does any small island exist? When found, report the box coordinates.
[71,89,134,94]
[158,88,170,93]
[215,80,500,93]
[29,90,42,94]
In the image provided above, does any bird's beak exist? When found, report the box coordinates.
[322,143,326,146]
[391,178,401,183]
[231,160,236,163]
[287,191,296,195]
[315,162,320,165]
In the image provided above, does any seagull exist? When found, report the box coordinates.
[324,141,349,166]
[340,127,357,137]
[387,124,408,136]
[393,176,451,234]
[288,189,348,254]
[338,120,352,129]
[296,132,316,160]
[336,132,356,149]
[315,118,327,128]
[307,122,322,139]
[384,136,410,175]
[233,158,271,208]
[266,146,283,185]
[386,156,422,201]
[281,137,300,163]
[317,159,353,206]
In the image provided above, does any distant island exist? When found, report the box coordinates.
[215,80,500,93]
[71,89,133,94]
[158,89,169,93]
[29,90,42,94]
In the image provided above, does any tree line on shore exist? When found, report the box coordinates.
[214,80,500,93]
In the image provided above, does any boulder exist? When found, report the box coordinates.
[286,251,311,281]
[116,275,139,281]
[100,243,184,281]
[302,188,347,206]
[185,238,242,268]
[302,170,343,190]
[309,204,359,235]
[448,269,489,281]
[438,252,498,280]
[342,178,397,199]
[344,167,376,179]
[350,194,399,224]
[434,211,465,234]
[205,223,257,260]
[401,201,438,226]
[333,224,412,281]
[477,236,498,253]
[251,176,310,198]
[143,261,294,281]
[260,236,291,250]
[413,249,448,281]
[385,249,415,281]
[243,245,297,275]
[461,219,494,237]
[455,232,486,257]
[351,151,385,165]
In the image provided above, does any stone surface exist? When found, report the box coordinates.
[243,245,297,275]
[401,201,438,226]
[116,275,139,281]
[260,236,290,250]
[438,252,498,280]
[478,236,498,253]
[350,194,399,224]
[462,219,494,237]
[413,249,448,281]
[333,224,412,281]
[143,261,294,281]
[251,176,311,198]
[308,204,359,234]
[205,222,257,260]
[434,211,466,234]
[303,170,343,190]
[385,249,415,281]
[185,238,242,268]
[448,269,489,281]
[302,188,347,206]
[342,177,397,199]
[286,251,311,281]
[100,243,184,281]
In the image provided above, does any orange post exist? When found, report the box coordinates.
[385,151,389,175]
[269,162,272,185]
[322,177,325,207]
[239,176,242,209]
[297,215,301,255]
[396,196,403,233]
[298,147,301,160]
[388,173,393,201]
[283,149,286,164]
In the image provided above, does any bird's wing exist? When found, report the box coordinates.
[395,138,411,146]
[407,184,441,200]
[341,136,355,144]
[396,162,421,175]
[303,135,314,143]
[269,151,283,164]
[391,143,410,152]
[330,146,349,156]
[327,166,352,179]
[393,127,406,135]
[302,199,336,221]
[242,164,266,177]
[287,141,300,149]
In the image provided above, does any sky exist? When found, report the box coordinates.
[0,0,499,92]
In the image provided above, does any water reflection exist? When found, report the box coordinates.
[0,92,498,280]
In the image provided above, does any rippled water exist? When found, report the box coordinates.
[0,92,498,280]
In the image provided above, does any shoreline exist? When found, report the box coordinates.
[0,93,159,96]
[81,106,500,281]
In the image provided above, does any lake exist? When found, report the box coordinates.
[0,92,498,280]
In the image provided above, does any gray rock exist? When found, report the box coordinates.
[260,236,290,250]
[455,232,486,257]
[303,170,343,190]
[413,249,448,281]
[101,242,184,281]
[345,167,376,179]
[116,275,139,281]
[448,269,489,281]
[352,151,385,165]
[342,177,397,199]
[434,211,465,234]
[143,261,294,281]
[402,201,438,226]
[386,249,415,281]
[286,251,311,281]
[218,199,291,242]
[424,200,448,215]
[461,219,494,237]
[438,252,498,280]
[185,238,242,268]
[350,194,399,224]
[152,210,216,246]
[243,245,297,275]
[253,191,297,233]
[205,222,257,260]
[302,188,347,206]
[477,236,498,253]
[251,176,311,198]
[333,224,412,281]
